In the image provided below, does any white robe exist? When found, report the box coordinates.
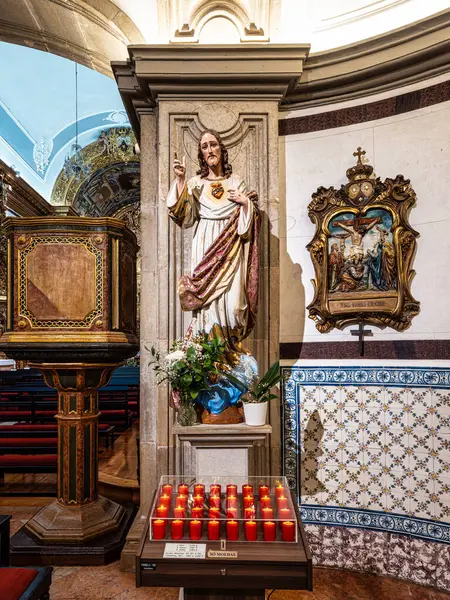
[167,174,255,340]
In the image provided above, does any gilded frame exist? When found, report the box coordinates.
[307,149,420,333]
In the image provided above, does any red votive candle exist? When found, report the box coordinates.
[226,520,239,541]
[159,494,171,508]
[152,519,165,540]
[194,483,205,497]
[209,495,221,509]
[226,496,237,509]
[192,506,203,520]
[242,484,253,497]
[210,484,221,496]
[260,495,272,509]
[190,519,202,541]
[178,483,189,495]
[174,506,185,519]
[259,485,270,498]
[226,484,237,497]
[244,507,256,520]
[208,519,220,540]
[245,520,257,541]
[282,521,295,542]
[175,495,188,509]
[264,521,276,542]
[226,507,238,519]
[262,507,274,520]
[193,494,204,508]
[208,507,220,519]
[162,484,173,496]
[279,508,292,520]
[171,519,184,540]
[275,484,285,499]
[277,496,289,510]
[243,495,254,509]
[156,505,169,519]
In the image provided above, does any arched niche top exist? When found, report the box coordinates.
[172,0,268,42]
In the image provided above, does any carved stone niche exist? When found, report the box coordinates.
[168,102,271,368]
[307,148,420,333]
[170,0,269,43]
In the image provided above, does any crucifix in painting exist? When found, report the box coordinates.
[307,148,419,333]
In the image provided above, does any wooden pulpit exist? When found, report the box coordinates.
[0,216,138,564]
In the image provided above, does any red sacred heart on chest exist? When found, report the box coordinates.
[210,182,224,199]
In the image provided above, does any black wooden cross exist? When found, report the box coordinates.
[350,322,373,356]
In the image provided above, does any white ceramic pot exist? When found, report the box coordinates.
[243,402,268,426]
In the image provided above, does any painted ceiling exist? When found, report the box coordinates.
[0,42,129,200]
[0,0,448,202]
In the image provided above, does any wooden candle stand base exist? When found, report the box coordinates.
[137,491,312,597]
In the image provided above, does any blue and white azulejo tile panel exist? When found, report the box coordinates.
[282,365,450,543]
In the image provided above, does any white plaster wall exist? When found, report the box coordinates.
[280,77,450,344]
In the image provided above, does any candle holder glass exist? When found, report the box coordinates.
[149,475,297,543]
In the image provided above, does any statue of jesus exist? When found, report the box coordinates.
[167,129,259,419]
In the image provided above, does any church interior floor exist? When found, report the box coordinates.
[98,422,139,485]
[0,429,447,600]
[0,499,449,600]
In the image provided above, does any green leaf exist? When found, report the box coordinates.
[225,372,244,388]
[182,374,193,386]
[190,390,199,399]
[173,360,187,371]
[186,346,196,361]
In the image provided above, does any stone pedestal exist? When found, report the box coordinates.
[174,424,272,479]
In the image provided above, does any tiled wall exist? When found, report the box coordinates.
[282,365,450,590]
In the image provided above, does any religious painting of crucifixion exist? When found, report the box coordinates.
[307,148,420,333]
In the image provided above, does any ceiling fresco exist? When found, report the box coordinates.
[51,127,139,216]
[0,42,129,200]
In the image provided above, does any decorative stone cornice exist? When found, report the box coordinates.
[0,18,112,77]
[283,9,450,108]
[112,44,310,138]
[0,0,144,78]
[48,0,144,46]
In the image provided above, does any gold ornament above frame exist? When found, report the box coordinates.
[307,148,420,333]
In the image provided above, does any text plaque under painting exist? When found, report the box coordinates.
[329,294,398,313]
[307,147,419,333]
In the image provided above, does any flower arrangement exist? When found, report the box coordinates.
[148,322,231,424]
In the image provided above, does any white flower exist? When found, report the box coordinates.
[165,349,186,364]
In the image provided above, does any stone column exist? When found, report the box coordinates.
[119,110,171,567]
[159,98,282,472]
[113,45,308,569]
